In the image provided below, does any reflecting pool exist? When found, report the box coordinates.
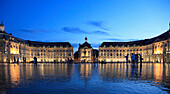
[0,63,170,94]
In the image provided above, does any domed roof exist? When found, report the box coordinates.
[79,42,92,49]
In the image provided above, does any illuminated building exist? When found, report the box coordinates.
[0,22,74,63]
[0,21,170,63]
[77,37,99,62]
[99,25,170,63]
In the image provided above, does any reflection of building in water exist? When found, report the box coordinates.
[0,63,11,94]
[0,64,21,94]
[98,63,129,79]
[20,63,74,80]
[154,63,163,82]
[43,63,74,78]
[98,63,170,84]
[99,25,170,63]
[0,22,74,62]
[9,64,20,85]
[0,63,75,93]
[80,64,92,78]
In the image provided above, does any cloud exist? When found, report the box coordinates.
[62,27,109,35]
[87,21,108,30]
[93,30,109,35]
[62,27,87,34]
[104,38,139,42]
[19,29,54,33]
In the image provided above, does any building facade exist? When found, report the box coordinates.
[99,29,170,63]
[1,21,170,63]
[0,22,74,63]
[77,37,93,62]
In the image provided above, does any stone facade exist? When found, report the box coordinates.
[77,37,93,62]
[0,22,170,63]
[0,23,74,63]
[99,30,170,63]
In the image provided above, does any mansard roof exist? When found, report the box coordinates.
[79,42,92,49]
[100,30,170,47]
[0,33,72,48]
[26,41,72,47]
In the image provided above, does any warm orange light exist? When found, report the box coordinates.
[10,64,20,85]
[154,44,162,54]
[10,45,19,54]
[154,63,162,82]
[80,64,91,77]
[0,26,5,31]
[106,59,110,62]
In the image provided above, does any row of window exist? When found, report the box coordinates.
[102,56,125,58]
[31,56,70,58]
[31,49,72,52]
[100,49,142,52]
[100,53,125,56]
[31,53,72,56]
[102,43,167,48]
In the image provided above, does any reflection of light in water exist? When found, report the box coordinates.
[26,64,33,77]
[166,64,169,78]
[10,64,20,85]
[0,63,169,94]
[40,63,44,75]
[154,63,163,82]
[80,64,92,77]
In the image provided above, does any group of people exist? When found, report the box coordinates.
[125,53,143,63]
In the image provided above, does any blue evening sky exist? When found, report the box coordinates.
[1,0,170,51]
